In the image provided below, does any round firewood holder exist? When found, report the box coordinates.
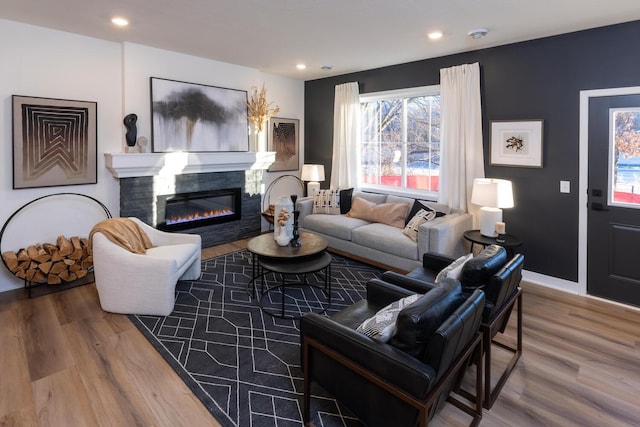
[0,193,112,297]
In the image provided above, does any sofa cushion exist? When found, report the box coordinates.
[353,191,388,205]
[389,279,463,359]
[146,243,198,265]
[356,293,421,342]
[347,196,410,228]
[352,223,419,260]
[459,245,507,292]
[405,200,446,225]
[303,213,369,241]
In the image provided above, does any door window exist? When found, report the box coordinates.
[609,108,640,208]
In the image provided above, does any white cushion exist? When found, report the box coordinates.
[402,208,437,241]
[435,253,473,283]
[356,293,421,342]
[312,189,341,214]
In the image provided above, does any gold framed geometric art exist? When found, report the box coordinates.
[12,95,97,189]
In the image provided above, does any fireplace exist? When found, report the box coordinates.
[119,170,262,248]
[157,188,242,231]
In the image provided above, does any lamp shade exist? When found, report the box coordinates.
[301,164,325,182]
[471,178,514,209]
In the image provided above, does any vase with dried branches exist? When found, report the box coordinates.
[247,84,280,151]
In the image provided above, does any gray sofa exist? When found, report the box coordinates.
[296,191,472,272]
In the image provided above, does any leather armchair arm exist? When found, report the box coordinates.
[380,271,439,294]
[422,252,455,272]
[366,278,418,307]
[301,313,436,399]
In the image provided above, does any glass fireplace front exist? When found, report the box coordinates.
[157,188,241,231]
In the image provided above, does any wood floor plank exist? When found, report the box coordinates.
[0,316,34,419]
[110,327,220,427]
[18,296,75,382]
[32,367,99,427]
[62,315,158,427]
[50,283,102,326]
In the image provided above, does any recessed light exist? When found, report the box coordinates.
[321,65,333,71]
[428,31,443,40]
[296,63,307,70]
[111,17,129,27]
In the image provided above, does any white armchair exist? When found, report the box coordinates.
[92,217,201,316]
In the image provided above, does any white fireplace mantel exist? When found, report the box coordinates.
[105,151,276,178]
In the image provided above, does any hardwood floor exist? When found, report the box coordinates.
[1,239,639,427]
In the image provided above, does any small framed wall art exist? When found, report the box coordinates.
[490,119,544,168]
[268,117,300,172]
[12,95,98,189]
[150,77,249,153]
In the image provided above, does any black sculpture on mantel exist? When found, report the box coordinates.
[123,113,138,147]
[290,194,301,247]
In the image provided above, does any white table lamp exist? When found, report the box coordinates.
[471,178,514,237]
[301,164,325,196]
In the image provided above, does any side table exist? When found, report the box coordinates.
[463,230,522,258]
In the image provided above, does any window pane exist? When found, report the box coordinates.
[612,110,640,207]
[360,89,440,193]
[406,96,440,191]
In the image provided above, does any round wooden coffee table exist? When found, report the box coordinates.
[247,232,332,319]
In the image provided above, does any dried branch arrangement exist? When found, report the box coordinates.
[247,84,280,132]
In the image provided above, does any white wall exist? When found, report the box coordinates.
[0,20,304,292]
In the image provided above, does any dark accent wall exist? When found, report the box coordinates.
[304,20,640,282]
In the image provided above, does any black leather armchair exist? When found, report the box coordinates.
[300,278,485,427]
[382,245,524,409]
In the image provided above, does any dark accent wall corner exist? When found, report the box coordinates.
[304,20,640,282]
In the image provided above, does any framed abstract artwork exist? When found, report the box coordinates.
[490,120,544,168]
[267,117,300,172]
[12,95,97,189]
[150,77,249,153]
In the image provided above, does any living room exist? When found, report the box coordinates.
[1,2,640,426]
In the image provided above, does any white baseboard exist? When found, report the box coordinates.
[522,269,583,295]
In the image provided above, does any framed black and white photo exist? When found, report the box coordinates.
[490,120,544,168]
[150,77,249,153]
[12,95,97,189]
[267,117,299,172]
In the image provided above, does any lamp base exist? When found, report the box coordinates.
[479,207,502,238]
[307,181,320,196]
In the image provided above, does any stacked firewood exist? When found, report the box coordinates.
[2,236,93,285]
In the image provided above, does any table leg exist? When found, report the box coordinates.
[281,273,286,318]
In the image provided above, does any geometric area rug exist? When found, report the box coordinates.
[128,249,383,427]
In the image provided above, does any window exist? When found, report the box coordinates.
[610,108,640,208]
[360,86,441,197]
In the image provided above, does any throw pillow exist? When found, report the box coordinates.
[356,293,421,342]
[312,188,354,215]
[402,208,438,241]
[405,200,446,226]
[312,189,341,214]
[346,196,410,228]
[339,188,354,214]
[434,253,473,283]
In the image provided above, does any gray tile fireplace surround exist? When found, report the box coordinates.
[119,171,261,248]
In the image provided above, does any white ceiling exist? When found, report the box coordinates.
[2,0,640,80]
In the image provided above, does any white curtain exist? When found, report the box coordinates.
[330,82,360,189]
[438,63,485,216]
